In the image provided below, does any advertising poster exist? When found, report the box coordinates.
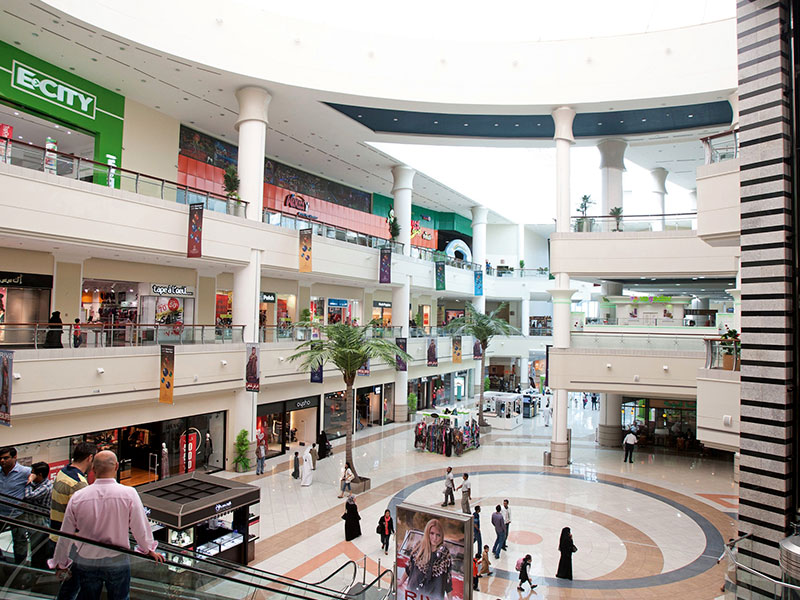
[473,270,483,296]
[358,359,370,376]
[310,342,323,383]
[396,502,472,600]
[187,203,204,258]
[395,337,407,372]
[44,136,57,174]
[427,337,438,367]
[299,228,313,273]
[435,261,446,291]
[0,123,12,164]
[159,345,175,405]
[473,340,482,360]
[179,431,198,473]
[245,343,260,392]
[379,247,392,284]
[0,350,13,427]
[452,336,462,364]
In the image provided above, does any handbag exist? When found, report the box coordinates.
[377,524,384,534]
[571,544,578,553]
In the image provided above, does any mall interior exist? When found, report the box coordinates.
[0,1,796,598]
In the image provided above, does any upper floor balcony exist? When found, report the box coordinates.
[696,131,740,248]
[696,337,740,451]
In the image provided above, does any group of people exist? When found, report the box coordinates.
[289,445,317,486]
[0,444,163,599]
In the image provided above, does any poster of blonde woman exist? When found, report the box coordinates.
[396,502,472,600]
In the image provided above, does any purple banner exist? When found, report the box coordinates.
[0,350,13,427]
[187,203,203,258]
[473,339,482,360]
[395,337,407,372]
[310,342,323,383]
[379,247,391,284]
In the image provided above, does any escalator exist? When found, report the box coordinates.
[0,495,392,599]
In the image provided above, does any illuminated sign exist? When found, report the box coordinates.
[284,193,308,211]
[12,61,96,119]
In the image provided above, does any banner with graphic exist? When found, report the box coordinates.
[427,337,438,367]
[0,350,13,427]
[180,431,198,473]
[395,337,407,372]
[310,342,323,383]
[299,228,313,272]
[245,343,260,392]
[187,203,204,258]
[0,124,12,164]
[379,247,392,284]
[473,339,483,360]
[159,345,175,404]
[474,270,483,296]
[452,336,462,364]
[435,261,446,291]
[358,359,370,376]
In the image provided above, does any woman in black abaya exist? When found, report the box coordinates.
[556,526,576,580]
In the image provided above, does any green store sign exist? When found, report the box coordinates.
[630,295,672,304]
[0,41,124,180]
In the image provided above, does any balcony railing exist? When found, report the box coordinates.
[0,136,249,217]
[701,129,739,164]
[258,325,403,343]
[486,267,550,278]
[704,337,741,371]
[529,327,553,336]
[0,322,245,348]
[570,212,697,233]
[409,246,480,271]
[571,331,705,352]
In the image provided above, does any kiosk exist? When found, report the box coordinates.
[137,472,260,566]
[482,392,523,430]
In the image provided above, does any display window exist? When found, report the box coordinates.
[323,390,350,440]
[256,396,320,455]
[0,271,52,346]
[215,290,232,326]
[326,298,360,325]
[138,283,196,344]
[356,385,383,430]
[81,279,139,326]
[371,301,392,326]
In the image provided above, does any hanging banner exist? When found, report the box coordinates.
[187,203,204,258]
[435,261,446,291]
[395,337,407,372]
[245,343,260,392]
[0,124,12,164]
[379,247,392,284]
[474,270,483,296]
[310,342,323,383]
[299,228,313,273]
[396,502,473,600]
[0,350,13,427]
[427,337,438,367]
[159,345,175,405]
[452,336,462,364]
[473,339,483,360]
[358,359,370,376]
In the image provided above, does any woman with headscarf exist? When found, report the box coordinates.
[556,527,576,580]
[44,310,63,348]
[318,431,330,459]
[300,447,314,486]
[397,518,452,600]
[342,496,362,541]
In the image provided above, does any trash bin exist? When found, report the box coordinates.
[543,451,551,466]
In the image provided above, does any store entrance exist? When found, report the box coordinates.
[356,386,381,430]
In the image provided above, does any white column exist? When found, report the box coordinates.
[471,206,489,313]
[651,167,668,231]
[393,274,411,421]
[597,139,626,232]
[547,282,576,466]
[553,107,576,233]
[392,166,415,256]
[519,357,530,389]
[517,223,525,270]
[598,393,624,447]
[689,188,697,212]
[601,282,623,323]
[520,298,530,336]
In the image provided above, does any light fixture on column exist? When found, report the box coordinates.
[663,365,669,371]
[633,374,640,382]
[723,415,733,427]
[220,360,228,367]
[13,372,21,380]
[606,363,612,369]
[96,367,105,374]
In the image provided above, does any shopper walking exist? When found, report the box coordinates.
[72,318,82,348]
[456,473,471,514]
[501,499,511,550]
[342,496,362,541]
[517,554,537,591]
[491,505,505,559]
[556,527,576,580]
[623,429,637,463]
[255,439,267,475]
[309,443,318,470]
[480,544,492,576]
[472,506,482,551]
[291,451,300,479]
[376,509,394,555]
[301,448,314,486]
[441,466,455,506]
[338,462,354,498]
[542,402,552,427]
[0,446,32,565]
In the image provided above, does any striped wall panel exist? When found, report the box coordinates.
[736,0,794,579]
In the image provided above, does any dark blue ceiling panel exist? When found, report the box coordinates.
[325,101,732,139]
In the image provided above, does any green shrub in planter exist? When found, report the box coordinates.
[233,429,250,472]
[408,392,418,413]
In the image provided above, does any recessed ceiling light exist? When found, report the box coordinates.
[67,131,71,134]
[650,278,656,281]
[17,135,22,139]
[597,122,602,126]
[692,277,698,280]
[641,118,646,122]
[55,125,59,129]
[688,114,694,118]
[393,118,398,122]
[463,123,468,126]
[514,123,519,127]
[619,120,624,123]
[676,284,680,286]
[494,123,499,127]
[357,114,362,118]
[699,276,705,279]
[659,289,664,292]
[13,112,19,116]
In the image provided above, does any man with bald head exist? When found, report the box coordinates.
[49,451,164,599]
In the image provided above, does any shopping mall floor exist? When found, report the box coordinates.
[228,402,736,599]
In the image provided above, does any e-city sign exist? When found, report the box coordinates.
[12,61,97,119]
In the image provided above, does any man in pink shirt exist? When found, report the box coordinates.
[49,451,164,599]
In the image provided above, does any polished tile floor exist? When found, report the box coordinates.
[232,400,737,599]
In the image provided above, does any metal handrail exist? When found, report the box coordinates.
[570,212,698,220]
[722,534,800,594]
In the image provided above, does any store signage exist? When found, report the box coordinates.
[410,220,433,241]
[179,432,198,473]
[12,61,96,119]
[328,298,348,307]
[284,193,309,211]
[297,212,319,221]
[260,292,276,303]
[420,214,432,221]
[151,284,194,297]
[630,295,671,304]
[288,397,319,411]
[214,501,233,513]
[0,271,53,288]
[373,301,392,308]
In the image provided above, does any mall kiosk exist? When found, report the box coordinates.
[137,471,260,566]
[482,392,523,430]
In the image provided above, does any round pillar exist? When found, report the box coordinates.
[471,206,489,313]
[552,107,576,234]
[520,298,530,336]
[391,166,415,256]
[600,282,623,323]
[598,393,624,447]
[393,274,411,421]
[598,139,627,232]
[234,87,271,223]
[651,167,668,231]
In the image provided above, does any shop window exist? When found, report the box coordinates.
[324,391,350,440]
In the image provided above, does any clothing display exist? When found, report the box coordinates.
[414,415,479,456]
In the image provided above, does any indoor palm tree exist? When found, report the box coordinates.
[447,302,519,426]
[288,322,411,480]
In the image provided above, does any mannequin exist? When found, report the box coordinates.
[160,442,169,479]
[204,433,213,470]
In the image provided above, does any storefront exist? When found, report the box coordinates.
[138,282,196,344]
[325,297,360,325]
[259,291,276,328]
[621,397,698,450]
[255,395,320,457]
[371,300,392,326]
[215,290,232,326]
[14,410,226,487]
[81,279,139,324]
[413,305,432,332]
[323,390,349,440]
[408,377,431,410]
[0,271,52,345]
[355,383,395,429]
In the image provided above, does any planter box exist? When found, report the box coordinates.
[722,354,740,371]
[350,477,371,495]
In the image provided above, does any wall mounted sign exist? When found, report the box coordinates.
[452,336,462,364]
[358,359,370,376]
[245,343,260,392]
[379,247,391,284]
[284,193,309,211]
[0,272,53,288]
[260,292,276,303]
[310,342,323,383]
[13,61,97,119]
[0,350,13,427]
[150,284,195,297]
[435,261,446,291]
[288,396,319,411]
[630,295,672,304]
[395,337,407,372]
[299,228,312,273]
[373,301,392,308]
[474,270,483,296]
[159,345,175,405]
[328,298,348,307]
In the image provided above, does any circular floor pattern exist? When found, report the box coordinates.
[388,468,726,589]
[507,531,543,546]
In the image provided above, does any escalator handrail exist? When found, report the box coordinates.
[0,513,359,600]
[0,490,49,515]
[362,568,395,598]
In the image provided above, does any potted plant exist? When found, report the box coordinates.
[233,428,251,473]
[720,328,740,371]
[407,391,418,416]
[536,266,549,276]
[387,211,400,242]
[609,206,623,232]
[576,194,594,232]
[223,165,246,217]
[519,259,525,270]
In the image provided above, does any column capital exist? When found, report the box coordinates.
[547,288,577,302]
[726,288,741,303]
[650,167,668,194]
[597,139,627,170]
[235,86,272,130]
[552,106,576,144]
[391,165,416,192]
[471,206,489,225]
